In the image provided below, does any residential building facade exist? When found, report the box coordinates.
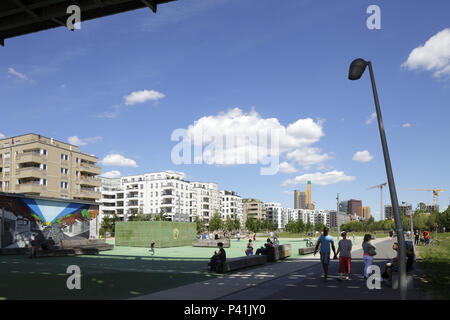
[0,134,101,201]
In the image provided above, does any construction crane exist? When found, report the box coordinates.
[401,188,445,208]
[367,183,387,220]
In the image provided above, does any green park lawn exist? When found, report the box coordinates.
[416,232,450,299]
[0,238,310,300]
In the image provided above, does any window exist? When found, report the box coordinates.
[42,179,47,185]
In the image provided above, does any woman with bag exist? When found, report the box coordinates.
[362,234,376,279]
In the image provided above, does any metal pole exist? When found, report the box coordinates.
[368,61,407,299]
[380,186,383,221]
[337,193,340,238]
[1,207,4,248]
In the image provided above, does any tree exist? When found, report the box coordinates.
[209,211,223,231]
[314,223,326,232]
[154,208,166,221]
[225,216,235,232]
[233,216,241,231]
[100,214,119,237]
[194,216,205,233]
[245,217,258,232]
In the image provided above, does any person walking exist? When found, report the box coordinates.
[236,232,241,242]
[336,231,352,281]
[149,240,155,255]
[414,230,420,246]
[313,227,337,282]
[362,234,377,279]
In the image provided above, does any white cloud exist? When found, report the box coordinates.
[352,150,374,163]
[124,90,165,106]
[8,67,34,82]
[285,147,332,169]
[278,162,298,174]
[101,153,138,168]
[97,90,165,118]
[0,133,5,139]
[366,112,377,125]
[281,170,356,186]
[402,123,412,128]
[68,136,102,146]
[183,108,330,169]
[100,170,122,179]
[402,28,450,78]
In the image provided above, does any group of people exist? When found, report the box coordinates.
[314,227,415,283]
[29,233,56,258]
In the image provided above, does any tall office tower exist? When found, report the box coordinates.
[359,206,371,219]
[0,133,101,201]
[348,199,362,217]
[294,190,300,209]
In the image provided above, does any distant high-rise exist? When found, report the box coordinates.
[348,199,362,217]
[360,206,371,219]
[294,181,313,209]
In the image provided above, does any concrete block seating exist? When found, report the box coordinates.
[192,239,231,248]
[391,272,414,289]
[0,248,29,255]
[59,239,114,251]
[35,247,100,257]
[213,244,292,273]
[298,247,315,255]
[266,244,292,262]
[216,255,267,274]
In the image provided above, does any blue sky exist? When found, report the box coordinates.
[1,0,449,219]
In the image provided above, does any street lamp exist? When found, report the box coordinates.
[348,58,408,300]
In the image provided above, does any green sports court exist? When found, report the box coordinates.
[0,238,312,300]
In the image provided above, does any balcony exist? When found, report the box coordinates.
[15,167,47,179]
[126,192,139,199]
[16,153,46,164]
[79,188,100,198]
[79,162,102,175]
[79,175,101,187]
[16,182,47,194]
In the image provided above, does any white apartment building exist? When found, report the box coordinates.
[291,209,330,227]
[264,202,292,229]
[220,190,243,224]
[190,181,221,226]
[98,177,121,221]
[99,171,222,225]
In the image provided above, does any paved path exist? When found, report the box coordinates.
[133,237,426,300]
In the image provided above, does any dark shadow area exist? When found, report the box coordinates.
[0,253,222,300]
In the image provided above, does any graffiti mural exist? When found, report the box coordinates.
[0,194,99,248]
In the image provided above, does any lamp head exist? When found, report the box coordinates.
[348,58,368,80]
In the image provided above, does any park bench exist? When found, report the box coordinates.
[266,244,292,262]
[59,239,114,251]
[298,247,315,255]
[0,248,29,255]
[35,247,99,257]
[192,239,231,248]
[216,255,267,273]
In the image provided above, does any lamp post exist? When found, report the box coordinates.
[337,193,340,238]
[348,58,407,300]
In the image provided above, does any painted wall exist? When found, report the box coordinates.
[115,221,196,248]
[0,194,99,248]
